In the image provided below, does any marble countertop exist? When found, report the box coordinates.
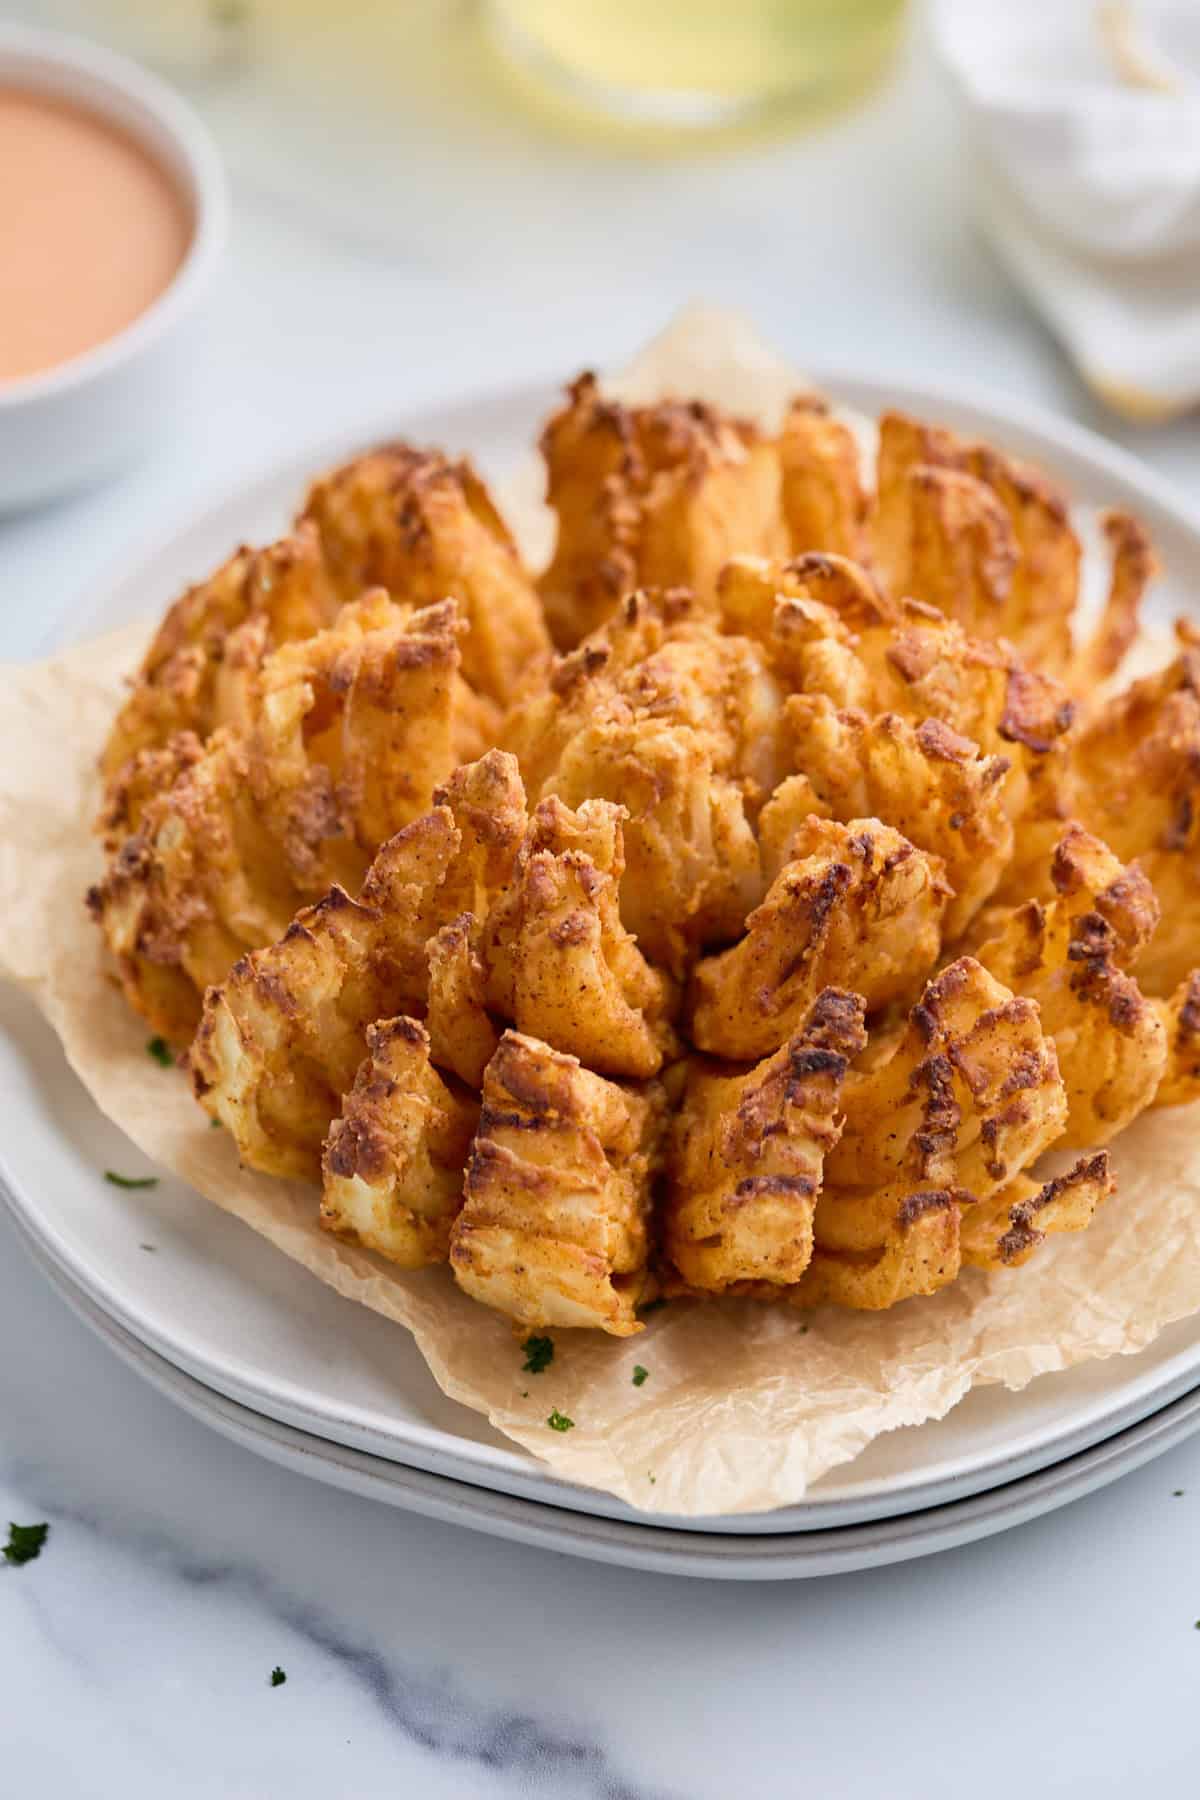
[5,14,1200,1795]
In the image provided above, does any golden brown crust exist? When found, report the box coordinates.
[320,1016,479,1267]
[502,586,784,974]
[100,523,340,814]
[873,410,1081,675]
[1067,638,1200,993]
[449,1030,666,1335]
[663,988,866,1293]
[689,817,948,1061]
[827,957,1067,1199]
[1154,970,1200,1107]
[973,826,1167,1146]
[538,374,789,648]
[777,397,869,562]
[960,1152,1115,1271]
[300,443,550,704]
[89,594,472,1042]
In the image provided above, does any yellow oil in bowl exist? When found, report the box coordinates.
[486,0,908,127]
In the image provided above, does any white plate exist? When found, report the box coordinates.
[9,372,1200,1534]
[11,1188,1200,1580]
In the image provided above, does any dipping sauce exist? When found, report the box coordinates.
[0,87,192,384]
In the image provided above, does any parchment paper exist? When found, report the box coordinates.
[3,309,1199,1518]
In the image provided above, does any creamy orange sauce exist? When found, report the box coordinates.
[0,87,192,383]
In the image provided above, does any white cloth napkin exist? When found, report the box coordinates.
[932,1,1200,420]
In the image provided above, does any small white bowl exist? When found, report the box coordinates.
[0,24,228,511]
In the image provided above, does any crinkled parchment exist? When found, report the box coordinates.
[3,307,1199,1518]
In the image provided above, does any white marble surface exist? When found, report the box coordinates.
[5,13,1200,1794]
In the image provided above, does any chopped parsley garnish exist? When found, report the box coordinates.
[270,1666,287,1687]
[547,1410,574,1433]
[631,1365,648,1387]
[104,1171,158,1190]
[4,1521,48,1566]
[648,1474,656,1485]
[146,1036,173,1068]
[1175,1489,1185,1497]
[522,1335,554,1375]
[209,1117,222,1129]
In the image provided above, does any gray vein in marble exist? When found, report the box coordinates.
[3,1467,678,1800]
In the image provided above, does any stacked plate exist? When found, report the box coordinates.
[8,377,1200,1580]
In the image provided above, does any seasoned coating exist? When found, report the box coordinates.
[320,1016,478,1266]
[478,796,677,1080]
[973,827,1167,1146]
[716,554,1076,840]
[190,755,672,1174]
[777,396,869,562]
[89,594,472,1042]
[91,378,1195,1337]
[190,808,463,1179]
[504,587,785,972]
[100,523,340,812]
[1067,632,1200,994]
[792,1186,966,1312]
[1153,971,1200,1108]
[300,443,550,705]
[826,958,1067,1200]
[538,374,789,648]
[664,989,866,1293]
[960,1152,1115,1272]
[449,1030,665,1335]
[873,411,1082,675]
[765,699,1013,937]
[689,817,949,1061]
[1068,512,1157,693]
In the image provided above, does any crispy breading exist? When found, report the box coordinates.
[873,411,1082,675]
[190,808,462,1178]
[478,796,677,1080]
[449,1030,665,1335]
[792,1187,967,1311]
[826,957,1067,1199]
[689,817,948,1061]
[320,1016,479,1267]
[764,699,1013,937]
[1153,971,1200,1107]
[189,754,673,1173]
[715,554,1076,841]
[960,1152,1115,1272]
[664,989,866,1293]
[777,396,869,561]
[538,374,789,648]
[1069,512,1157,693]
[89,595,472,1042]
[1067,632,1200,994]
[299,442,550,704]
[973,827,1167,1146]
[503,587,785,972]
[100,523,340,811]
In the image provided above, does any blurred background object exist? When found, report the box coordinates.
[934,1,1200,422]
[484,0,908,129]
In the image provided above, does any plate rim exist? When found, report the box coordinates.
[11,363,1200,1528]
[11,1192,1200,1581]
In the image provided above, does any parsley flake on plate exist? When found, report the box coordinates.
[4,1521,48,1566]
[547,1410,574,1433]
[632,1365,648,1387]
[104,1171,159,1190]
[522,1335,554,1375]
[146,1036,173,1068]
[270,1666,287,1687]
